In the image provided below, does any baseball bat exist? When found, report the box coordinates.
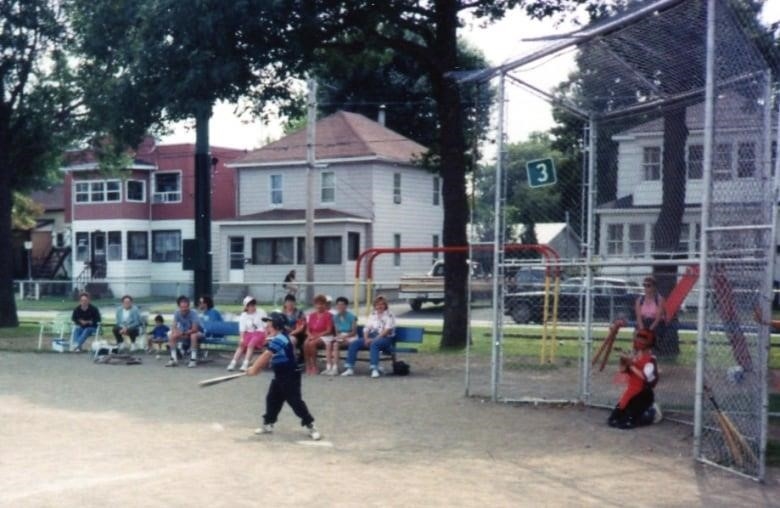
[705,386,757,466]
[199,372,246,388]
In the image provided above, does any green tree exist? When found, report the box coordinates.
[71,0,304,297]
[295,0,595,349]
[546,0,779,298]
[0,1,82,326]
[309,39,493,155]
[475,133,572,242]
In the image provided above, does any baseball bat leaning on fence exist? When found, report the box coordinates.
[199,372,246,388]
[705,385,758,467]
[592,319,625,372]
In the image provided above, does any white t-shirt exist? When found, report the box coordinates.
[239,308,267,334]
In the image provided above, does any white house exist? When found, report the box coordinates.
[596,94,777,280]
[218,111,444,300]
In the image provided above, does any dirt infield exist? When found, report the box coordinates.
[0,352,777,507]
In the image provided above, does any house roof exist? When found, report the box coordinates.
[29,184,65,212]
[512,222,581,244]
[597,194,703,211]
[614,93,770,139]
[232,208,370,223]
[233,111,427,166]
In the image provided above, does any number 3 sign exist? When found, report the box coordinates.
[526,158,557,188]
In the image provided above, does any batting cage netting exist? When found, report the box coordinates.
[461,0,777,480]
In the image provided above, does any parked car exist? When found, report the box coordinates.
[504,276,641,324]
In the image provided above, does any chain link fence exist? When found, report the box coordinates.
[462,0,777,480]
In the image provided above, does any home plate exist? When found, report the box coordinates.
[296,440,334,447]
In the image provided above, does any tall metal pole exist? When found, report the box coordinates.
[581,117,597,403]
[305,79,318,304]
[490,73,506,402]
[194,103,213,299]
[693,0,717,461]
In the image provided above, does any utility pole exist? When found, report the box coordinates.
[305,79,317,304]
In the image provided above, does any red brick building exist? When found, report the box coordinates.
[62,137,245,297]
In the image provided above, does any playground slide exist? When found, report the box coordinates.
[664,265,699,321]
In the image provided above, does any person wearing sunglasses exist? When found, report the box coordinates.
[635,276,666,339]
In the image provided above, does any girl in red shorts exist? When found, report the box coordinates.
[227,296,268,372]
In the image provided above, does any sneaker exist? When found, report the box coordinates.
[227,360,237,372]
[307,424,321,441]
[370,369,380,379]
[330,366,339,376]
[341,368,354,377]
[254,424,274,435]
[321,366,332,375]
[187,359,197,368]
[165,359,178,367]
[240,361,249,372]
[652,403,664,424]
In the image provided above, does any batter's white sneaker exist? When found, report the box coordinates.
[254,424,273,435]
[307,424,321,441]
[370,369,380,379]
[341,368,354,377]
[226,360,236,371]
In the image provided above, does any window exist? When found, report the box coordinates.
[75,232,89,261]
[393,234,401,266]
[737,142,756,178]
[679,223,691,255]
[393,173,402,204]
[628,224,645,256]
[152,230,181,262]
[152,172,181,203]
[229,237,245,270]
[74,180,122,203]
[642,147,661,181]
[687,145,703,179]
[74,182,90,203]
[347,232,360,261]
[321,172,335,203]
[107,231,122,261]
[433,176,441,205]
[714,143,732,181]
[606,224,623,256]
[252,237,293,265]
[126,180,146,202]
[432,234,440,261]
[315,236,342,264]
[90,181,105,202]
[296,237,305,264]
[694,223,702,253]
[127,231,148,260]
[270,174,283,205]
[106,181,121,202]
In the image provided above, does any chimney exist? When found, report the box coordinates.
[377,105,386,126]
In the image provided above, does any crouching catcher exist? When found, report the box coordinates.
[608,329,661,429]
[247,312,321,440]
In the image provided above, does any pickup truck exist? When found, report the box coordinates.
[399,260,492,311]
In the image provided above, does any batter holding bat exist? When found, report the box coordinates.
[248,312,321,440]
[608,329,662,430]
